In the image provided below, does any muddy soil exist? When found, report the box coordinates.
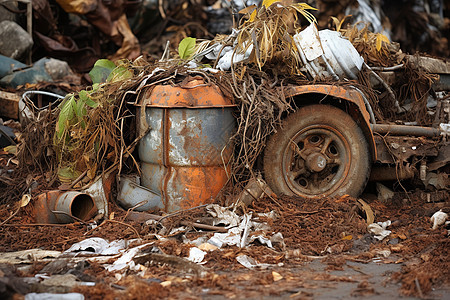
[0,190,448,299]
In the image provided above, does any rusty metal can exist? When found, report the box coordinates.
[136,79,236,212]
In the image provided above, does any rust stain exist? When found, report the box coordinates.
[145,82,235,108]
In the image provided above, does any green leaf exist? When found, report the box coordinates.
[56,95,76,139]
[178,37,196,59]
[89,59,116,84]
[106,66,132,83]
[58,166,81,182]
[79,90,97,108]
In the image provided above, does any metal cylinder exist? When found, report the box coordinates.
[371,124,441,137]
[35,191,97,224]
[136,79,236,212]
[369,165,415,182]
[54,192,96,223]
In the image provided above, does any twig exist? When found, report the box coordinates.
[126,211,228,232]
[370,64,404,71]
[84,219,141,239]
[158,0,166,19]
[157,204,209,223]
[0,198,27,226]
[415,277,424,299]
[69,170,88,189]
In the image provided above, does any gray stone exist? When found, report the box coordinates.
[0,20,33,61]
[44,58,74,80]
[0,3,18,23]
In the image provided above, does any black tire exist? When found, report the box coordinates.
[263,104,371,198]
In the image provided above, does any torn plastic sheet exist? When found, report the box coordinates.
[368,220,392,240]
[205,210,283,249]
[187,247,207,264]
[236,254,273,269]
[203,30,253,71]
[104,243,154,272]
[206,204,241,228]
[64,238,127,255]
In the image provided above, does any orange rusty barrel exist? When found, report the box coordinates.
[135,79,236,212]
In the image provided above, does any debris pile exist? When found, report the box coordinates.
[0,1,449,299]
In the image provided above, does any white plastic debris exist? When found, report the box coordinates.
[440,123,450,137]
[105,247,139,272]
[25,293,84,300]
[368,220,392,240]
[206,204,241,227]
[207,227,241,248]
[236,255,272,269]
[64,238,126,255]
[204,35,253,71]
[187,247,206,264]
[104,243,153,272]
[430,209,448,230]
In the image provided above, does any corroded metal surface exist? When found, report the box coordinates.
[137,81,236,212]
[117,175,163,211]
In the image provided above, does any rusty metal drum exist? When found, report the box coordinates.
[136,79,235,212]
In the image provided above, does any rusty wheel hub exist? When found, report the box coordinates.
[305,152,327,172]
[282,126,351,196]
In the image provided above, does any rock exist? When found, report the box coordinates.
[0,58,74,88]
[376,183,395,202]
[0,54,27,79]
[0,3,18,23]
[0,21,33,61]
[388,238,399,245]
[44,58,74,81]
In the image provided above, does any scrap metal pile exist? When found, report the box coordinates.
[0,0,449,299]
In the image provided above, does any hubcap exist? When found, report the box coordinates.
[282,125,351,196]
[306,153,327,172]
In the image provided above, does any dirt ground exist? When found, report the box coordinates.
[0,186,448,299]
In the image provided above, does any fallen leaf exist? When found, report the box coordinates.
[160,281,172,287]
[272,271,283,281]
[19,194,31,207]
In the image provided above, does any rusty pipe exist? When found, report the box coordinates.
[371,124,441,138]
[369,165,415,182]
[35,191,97,224]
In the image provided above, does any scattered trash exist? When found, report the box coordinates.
[430,210,448,230]
[236,254,273,269]
[187,247,206,264]
[368,220,392,241]
[25,293,85,300]
[64,238,127,255]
